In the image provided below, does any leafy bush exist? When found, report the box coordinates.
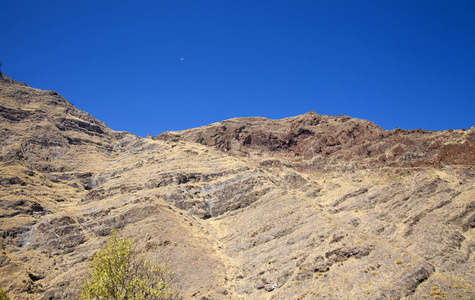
[81,229,177,300]
[0,288,9,300]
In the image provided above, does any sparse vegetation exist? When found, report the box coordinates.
[430,286,447,300]
[395,259,403,265]
[81,229,177,300]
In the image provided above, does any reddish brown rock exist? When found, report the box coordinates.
[156,111,475,168]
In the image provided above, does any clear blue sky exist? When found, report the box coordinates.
[2,0,474,136]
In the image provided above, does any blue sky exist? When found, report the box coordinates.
[2,0,474,136]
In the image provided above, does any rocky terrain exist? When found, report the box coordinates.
[0,73,474,299]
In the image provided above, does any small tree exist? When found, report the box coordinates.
[81,229,177,300]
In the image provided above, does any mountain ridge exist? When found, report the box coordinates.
[155,109,475,169]
[0,75,474,299]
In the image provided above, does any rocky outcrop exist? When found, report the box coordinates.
[156,111,475,168]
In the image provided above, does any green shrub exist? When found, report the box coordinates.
[81,229,177,300]
[0,288,9,300]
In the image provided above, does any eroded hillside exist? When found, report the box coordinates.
[0,74,474,299]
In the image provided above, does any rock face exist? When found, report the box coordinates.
[156,111,475,168]
[0,75,474,299]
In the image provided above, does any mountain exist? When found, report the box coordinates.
[0,74,474,299]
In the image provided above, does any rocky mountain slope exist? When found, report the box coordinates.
[0,73,474,299]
